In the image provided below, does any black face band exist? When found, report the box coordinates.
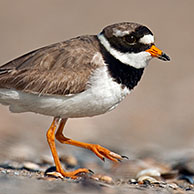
[105,25,153,54]
[107,36,153,53]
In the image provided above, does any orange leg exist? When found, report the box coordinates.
[55,118,126,163]
[46,118,90,179]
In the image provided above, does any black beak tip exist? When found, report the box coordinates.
[159,53,170,61]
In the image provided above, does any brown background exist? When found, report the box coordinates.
[0,0,194,163]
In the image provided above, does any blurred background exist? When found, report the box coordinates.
[0,0,194,164]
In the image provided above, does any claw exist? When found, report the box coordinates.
[122,155,129,160]
[88,169,95,174]
[117,158,122,162]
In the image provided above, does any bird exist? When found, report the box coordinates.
[0,22,170,179]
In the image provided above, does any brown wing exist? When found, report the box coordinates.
[0,35,101,95]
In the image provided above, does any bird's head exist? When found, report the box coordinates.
[97,22,170,69]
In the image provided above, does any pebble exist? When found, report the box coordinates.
[171,179,192,190]
[137,175,159,184]
[1,161,23,169]
[129,178,137,184]
[14,171,19,176]
[100,175,114,184]
[158,183,167,188]
[168,183,178,189]
[1,170,6,174]
[91,174,114,184]
[136,168,161,179]
[23,162,40,171]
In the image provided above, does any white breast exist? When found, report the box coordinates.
[0,66,130,118]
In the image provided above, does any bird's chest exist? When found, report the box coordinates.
[83,66,130,115]
[89,80,130,113]
[54,66,130,118]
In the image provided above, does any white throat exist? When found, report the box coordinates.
[97,33,153,69]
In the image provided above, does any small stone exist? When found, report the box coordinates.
[1,161,23,169]
[138,175,159,184]
[91,174,114,184]
[10,161,23,169]
[168,183,178,189]
[136,168,161,179]
[158,183,167,188]
[1,170,6,174]
[172,179,191,190]
[100,175,113,184]
[23,162,40,171]
[14,171,19,176]
[129,178,137,184]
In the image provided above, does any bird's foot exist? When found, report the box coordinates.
[61,168,92,179]
[88,144,128,162]
[46,168,92,179]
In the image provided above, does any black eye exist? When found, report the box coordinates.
[124,35,136,44]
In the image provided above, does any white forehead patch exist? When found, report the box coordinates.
[139,34,154,44]
[113,29,129,37]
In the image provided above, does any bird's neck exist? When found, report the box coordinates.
[100,44,145,90]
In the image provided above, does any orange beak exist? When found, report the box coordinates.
[146,45,170,61]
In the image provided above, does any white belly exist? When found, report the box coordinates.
[0,66,130,118]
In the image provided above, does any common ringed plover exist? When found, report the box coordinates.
[0,22,170,179]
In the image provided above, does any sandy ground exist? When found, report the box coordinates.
[0,0,194,193]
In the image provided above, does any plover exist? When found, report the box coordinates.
[0,22,170,178]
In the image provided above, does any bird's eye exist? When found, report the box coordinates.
[124,35,136,44]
